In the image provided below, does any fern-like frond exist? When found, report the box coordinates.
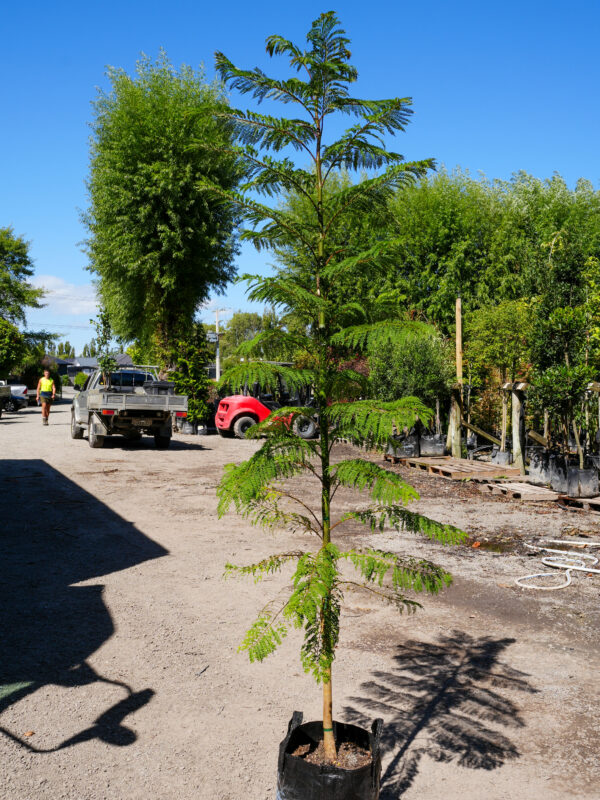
[217,449,306,517]
[234,328,309,360]
[225,551,306,582]
[242,273,325,316]
[332,459,419,505]
[332,319,435,351]
[343,506,466,545]
[321,240,402,282]
[218,361,314,395]
[238,612,289,663]
[245,406,318,439]
[342,548,453,595]
[327,369,367,400]
[284,545,342,681]
[326,398,433,447]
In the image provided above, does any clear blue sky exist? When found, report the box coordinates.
[2,0,599,351]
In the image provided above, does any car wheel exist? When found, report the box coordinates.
[294,415,317,439]
[154,434,171,449]
[233,415,257,439]
[71,410,84,439]
[88,417,104,448]
[5,399,18,413]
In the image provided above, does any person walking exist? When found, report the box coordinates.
[36,369,56,425]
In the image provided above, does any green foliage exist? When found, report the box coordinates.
[213,13,465,739]
[84,52,240,353]
[169,325,210,425]
[368,335,454,409]
[529,364,593,455]
[0,318,26,376]
[73,371,89,389]
[92,309,117,381]
[0,227,44,325]
[81,339,98,358]
[465,299,533,382]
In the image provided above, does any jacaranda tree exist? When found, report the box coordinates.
[204,12,465,763]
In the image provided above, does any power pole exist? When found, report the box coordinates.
[215,308,222,382]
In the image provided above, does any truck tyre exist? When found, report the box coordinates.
[4,399,18,413]
[88,416,105,448]
[217,428,233,438]
[294,415,317,439]
[71,410,84,439]
[233,415,256,439]
[154,434,171,449]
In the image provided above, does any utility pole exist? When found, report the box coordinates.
[215,308,222,382]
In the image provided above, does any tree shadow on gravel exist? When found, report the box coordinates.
[344,631,536,798]
[0,459,167,751]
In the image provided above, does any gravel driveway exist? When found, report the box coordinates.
[1,393,598,798]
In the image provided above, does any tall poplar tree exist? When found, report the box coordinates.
[84,53,239,358]
[208,13,464,762]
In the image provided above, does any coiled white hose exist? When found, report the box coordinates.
[515,540,600,590]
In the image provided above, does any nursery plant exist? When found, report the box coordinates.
[206,12,466,765]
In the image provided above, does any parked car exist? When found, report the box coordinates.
[71,366,188,449]
[3,383,28,412]
[216,376,317,439]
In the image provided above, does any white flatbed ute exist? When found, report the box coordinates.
[71,366,188,449]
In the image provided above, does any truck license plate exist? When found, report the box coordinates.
[133,418,153,427]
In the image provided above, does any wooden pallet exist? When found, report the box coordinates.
[384,455,521,480]
[557,495,600,512]
[478,481,560,502]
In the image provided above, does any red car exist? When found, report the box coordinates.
[216,389,317,440]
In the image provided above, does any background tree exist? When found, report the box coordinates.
[207,12,464,765]
[169,324,211,426]
[368,335,454,431]
[84,52,240,359]
[0,318,26,377]
[0,227,44,324]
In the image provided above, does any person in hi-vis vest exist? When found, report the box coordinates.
[36,369,56,425]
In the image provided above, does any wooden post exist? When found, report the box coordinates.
[449,296,463,458]
[512,386,526,474]
[501,392,508,452]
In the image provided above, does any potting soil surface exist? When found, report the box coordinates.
[292,739,372,770]
[1,392,599,799]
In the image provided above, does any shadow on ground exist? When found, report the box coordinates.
[344,631,537,798]
[0,459,167,752]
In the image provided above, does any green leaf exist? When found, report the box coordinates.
[333,459,420,505]
[344,506,466,545]
[326,398,434,447]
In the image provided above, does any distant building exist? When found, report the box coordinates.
[64,353,134,383]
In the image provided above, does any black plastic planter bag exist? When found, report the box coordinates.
[277,712,383,800]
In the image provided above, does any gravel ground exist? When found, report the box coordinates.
[1,392,598,799]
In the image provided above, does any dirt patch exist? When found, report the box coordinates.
[1,396,598,799]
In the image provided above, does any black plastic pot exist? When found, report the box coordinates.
[386,433,419,459]
[277,712,383,800]
[528,449,550,486]
[548,455,599,497]
[419,433,445,457]
[181,421,197,435]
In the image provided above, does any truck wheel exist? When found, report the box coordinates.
[217,428,233,438]
[233,416,256,439]
[294,416,317,439]
[4,399,18,413]
[71,410,84,439]
[154,434,171,449]
[88,417,104,448]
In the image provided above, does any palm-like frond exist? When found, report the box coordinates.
[225,551,306,582]
[342,548,453,595]
[332,319,435,351]
[332,459,419,505]
[327,398,433,447]
[218,361,314,394]
[343,506,467,545]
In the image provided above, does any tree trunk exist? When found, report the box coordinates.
[511,388,525,474]
[572,420,584,471]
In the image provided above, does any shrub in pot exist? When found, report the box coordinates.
[209,14,466,796]
[529,364,595,496]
